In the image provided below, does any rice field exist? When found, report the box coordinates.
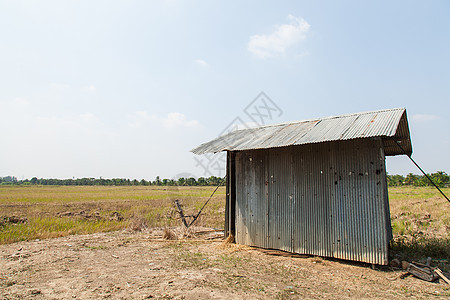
[0,185,449,264]
[0,185,226,244]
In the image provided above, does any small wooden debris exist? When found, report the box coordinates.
[30,289,41,295]
[111,254,119,259]
[434,268,450,284]
[399,272,411,279]
[387,272,411,281]
[162,228,177,240]
[401,261,410,270]
[390,258,400,268]
[205,233,224,240]
[407,262,439,282]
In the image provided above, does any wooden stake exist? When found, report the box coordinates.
[174,200,189,228]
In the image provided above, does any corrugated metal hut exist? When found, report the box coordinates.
[192,108,412,265]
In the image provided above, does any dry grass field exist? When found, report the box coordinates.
[1,185,449,299]
[388,186,450,266]
[0,185,449,262]
[0,185,226,244]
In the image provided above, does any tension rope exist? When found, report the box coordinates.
[391,137,449,203]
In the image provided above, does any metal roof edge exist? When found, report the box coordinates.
[190,107,408,154]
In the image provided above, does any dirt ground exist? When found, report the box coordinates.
[1,228,449,300]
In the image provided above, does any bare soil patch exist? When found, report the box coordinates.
[1,228,449,299]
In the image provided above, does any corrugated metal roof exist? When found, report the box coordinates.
[191,108,412,156]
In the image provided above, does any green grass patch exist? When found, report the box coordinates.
[0,185,225,204]
[0,217,123,244]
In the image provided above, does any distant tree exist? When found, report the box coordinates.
[177,177,186,186]
[430,171,449,188]
[405,173,419,185]
[12,172,449,188]
[186,177,197,186]
[207,176,222,186]
[1,176,17,183]
[197,177,206,186]
[387,174,405,186]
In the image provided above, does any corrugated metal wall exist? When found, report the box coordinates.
[234,138,391,265]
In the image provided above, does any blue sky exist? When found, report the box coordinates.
[1,0,449,180]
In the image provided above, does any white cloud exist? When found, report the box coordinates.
[0,98,30,114]
[195,59,210,67]
[410,114,440,122]
[129,111,200,129]
[163,112,199,128]
[248,15,310,59]
[80,112,95,120]
[10,97,30,110]
[82,85,97,92]
[294,51,310,59]
[128,111,151,129]
[51,83,70,89]
[135,111,149,118]
[36,112,105,134]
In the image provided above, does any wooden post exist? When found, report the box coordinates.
[230,151,236,238]
[174,200,189,228]
[225,152,230,237]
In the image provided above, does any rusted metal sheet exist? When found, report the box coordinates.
[191,108,411,157]
[233,138,391,265]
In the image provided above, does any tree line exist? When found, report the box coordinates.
[2,172,449,187]
[0,176,224,187]
[387,171,449,187]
